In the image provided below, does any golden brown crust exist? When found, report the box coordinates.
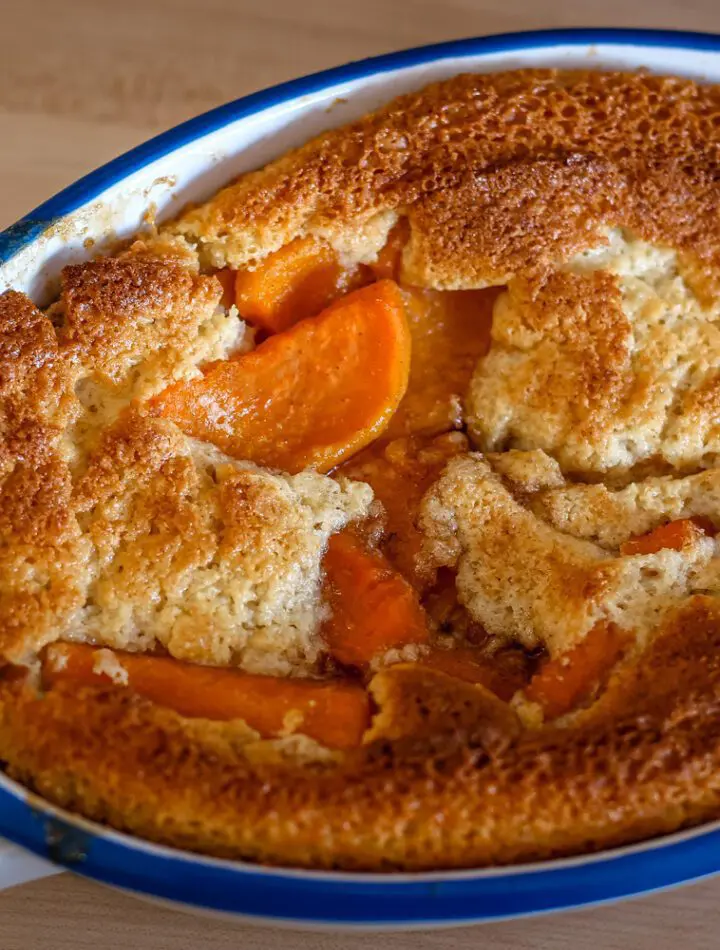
[0,290,77,470]
[69,411,372,672]
[403,154,623,289]
[0,292,87,662]
[0,456,90,664]
[166,70,720,291]
[0,281,368,672]
[167,70,720,480]
[467,268,633,471]
[58,256,221,385]
[0,291,62,398]
[531,464,720,549]
[467,228,720,476]
[3,599,720,870]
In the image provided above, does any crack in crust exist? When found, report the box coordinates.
[421,453,720,662]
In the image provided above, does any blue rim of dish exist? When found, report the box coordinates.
[2,27,720,926]
[3,779,720,927]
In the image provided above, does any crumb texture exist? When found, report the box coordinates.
[467,231,720,476]
[165,69,720,295]
[421,452,720,657]
[72,412,372,673]
[3,598,720,869]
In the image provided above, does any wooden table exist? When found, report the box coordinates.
[2,1,720,947]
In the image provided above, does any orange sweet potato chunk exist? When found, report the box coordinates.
[322,531,429,667]
[215,268,237,310]
[525,622,627,719]
[235,236,367,334]
[620,517,715,556]
[370,222,496,439]
[416,645,529,702]
[370,220,409,281]
[151,280,411,474]
[43,643,370,750]
[384,286,498,439]
[337,433,468,590]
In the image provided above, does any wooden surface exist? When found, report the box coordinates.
[2,1,720,947]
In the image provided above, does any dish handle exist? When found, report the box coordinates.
[0,838,62,890]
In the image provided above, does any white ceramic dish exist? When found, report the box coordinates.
[2,28,720,930]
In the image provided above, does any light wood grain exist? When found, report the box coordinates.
[2,0,720,946]
[4,872,720,950]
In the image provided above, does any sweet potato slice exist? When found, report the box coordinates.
[337,433,468,589]
[370,221,409,281]
[384,286,498,439]
[368,214,498,453]
[525,622,627,719]
[620,517,715,556]
[417,645,529,702]
[322,531,429,667]
[215,268,237,310]
[43,643,369,750]
[234,236,367,334]
[152,280,411,474]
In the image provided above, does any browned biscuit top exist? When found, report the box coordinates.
[3,596,720,869]
[166,69,720,295]
[0,248,370,667]
[58,255,222,385]
[165,69,720,476]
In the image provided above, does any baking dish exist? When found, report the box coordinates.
[2,28,720,929]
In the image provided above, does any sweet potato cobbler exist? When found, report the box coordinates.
[2,69,720,870]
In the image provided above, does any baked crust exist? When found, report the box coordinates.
[165,70,720,296]
[2,68,720,871]
[466,232,720,476]
[0,250,371,670]
[3,598,720,869]
[72,411,372,673]
[167,69,720,478]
